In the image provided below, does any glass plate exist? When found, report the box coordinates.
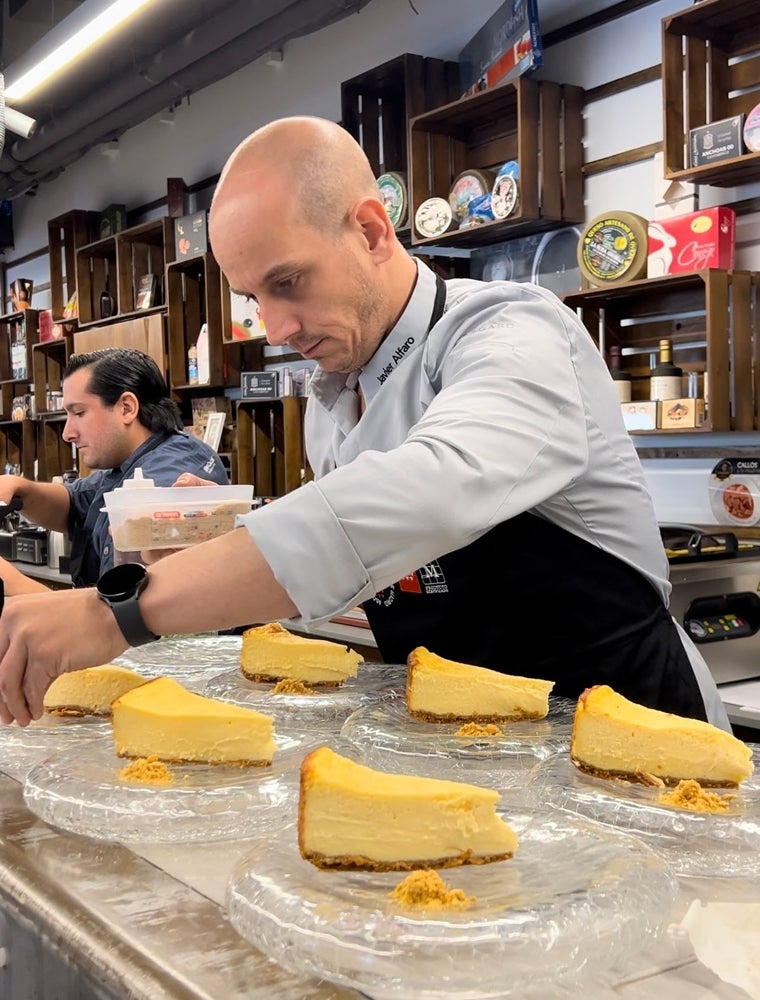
[339,698,572,787]
[204,663,404,732]
[0,714,111,783]
[114,635,243,688]
[226,812,678,1000]
[528,747,760,877]
[22,730,316,844]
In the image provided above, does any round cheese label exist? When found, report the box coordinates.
[577,212,649,284]
[415,197,455,239]
[492,173,519,219]
[744,101,760,153]
[448,170,493,222]
[377,171,408,229]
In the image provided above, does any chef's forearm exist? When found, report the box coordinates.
[139,527,298,636]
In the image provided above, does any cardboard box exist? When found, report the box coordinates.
[647,207,735,278]
[174,212,208,260]
[241,372,278,400]
[621,401,658,432]
[659,397,706,429]
[689,116,745,167]
[458,0,541,97]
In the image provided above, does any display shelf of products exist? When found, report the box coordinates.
[563,269,760,433]
[662,0,760,186]
[408,77,584,248]
[75,218,176,328]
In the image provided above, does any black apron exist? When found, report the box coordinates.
[361,279,707,720]
[68,432,171,588]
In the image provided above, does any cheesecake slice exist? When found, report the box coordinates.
[406,646,554,722]
[571,685,754,787]
[111,677,275,766]
[43,664,149,717]
[240,621,361,686]
[298,746,518,871]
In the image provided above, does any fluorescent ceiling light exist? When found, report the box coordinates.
[4,0,156,102]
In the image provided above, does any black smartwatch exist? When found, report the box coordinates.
[96,563,159,647]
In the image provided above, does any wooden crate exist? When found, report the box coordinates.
[563,270,760,433]
[662,0,760,186]
[32,339,71,416]
[75,237,118,325]
[408,78,584,248]
[341,54,460,237]
[236,397,309,496]
[165,253,225,390]
[115,217,175,314]
[47,210,100,321]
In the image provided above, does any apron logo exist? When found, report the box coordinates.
[419,560,448,594]
[372,586,396,608]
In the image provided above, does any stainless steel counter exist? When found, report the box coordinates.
[1,762,759,999]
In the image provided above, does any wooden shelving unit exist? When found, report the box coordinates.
[408,78,584,248]
[563,270,760,433]
[236,397,311,496]
[662,0,760,186]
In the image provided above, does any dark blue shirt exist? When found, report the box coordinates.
[66,431,228,584]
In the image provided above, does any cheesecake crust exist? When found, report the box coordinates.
[44,704,110,718]
[570,755,741,789]
[408,707,544,724]
[115,750,272,767]
[300,847,514,872]
[242,668,343,687]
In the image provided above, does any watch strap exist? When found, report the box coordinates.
[107,592,158,648]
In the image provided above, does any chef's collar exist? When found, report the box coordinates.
[358,258,439,408]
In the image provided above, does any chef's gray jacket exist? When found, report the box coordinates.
[238,259,729,728]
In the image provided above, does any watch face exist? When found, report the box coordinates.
[98,562,148,600]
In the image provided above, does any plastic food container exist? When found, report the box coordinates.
[103,481,254,552]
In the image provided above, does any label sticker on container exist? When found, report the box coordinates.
[708,458,760,527]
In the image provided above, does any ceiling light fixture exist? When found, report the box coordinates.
[4,0,156,102]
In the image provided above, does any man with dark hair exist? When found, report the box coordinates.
[0,347,227,589]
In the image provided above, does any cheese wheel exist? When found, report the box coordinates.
[415,197,456,239]
[492,173,519,220]
[448,170,494,222]
[377,172,408,229]
[577,212,649,285]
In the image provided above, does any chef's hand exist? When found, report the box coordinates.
[139,472,221,564]
[172,472,218,487]
[0,588,129,727]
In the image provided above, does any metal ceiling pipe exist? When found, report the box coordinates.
[0,0,372,197]
[0,0,295,169]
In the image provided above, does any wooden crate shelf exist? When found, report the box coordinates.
[236,397,310,497]
[563,270,760,433]
[165,253,225,391]
[408,78,584,248]
[76,236,118,326]
[662,0,760,186]
[47,210,100,322]
[342,53,460,238]
[115,217,175,313]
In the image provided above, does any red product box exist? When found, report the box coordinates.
[647,207,735,278]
